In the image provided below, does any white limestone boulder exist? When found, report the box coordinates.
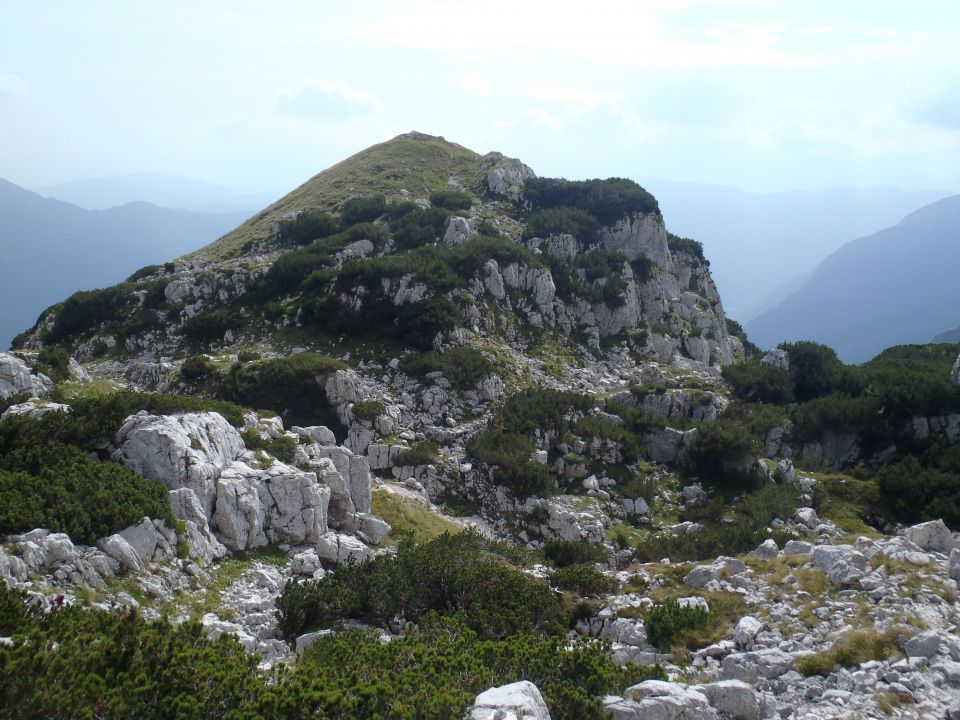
[0,399,70,421]
[0,352,53,399]
[903,519,956,554]
[113,411,245,516]
[469,680,551,720]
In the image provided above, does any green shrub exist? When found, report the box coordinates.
[429,189,473,210]
[723,360,794,405]
[33,346,72,383]
[500,388,592,436]
[180,307,243,345]
[523,177,659,225]
[352,399,385,421]
[576,414,642,464]
[497,461,556,497]
[779,340,855,403]
[45,284,135,344]
[180,354,217,381]
[0,391,248,456]
[0,596,264,719]
[644,599,711,650]
[222,352,346,427]
[276,531,568,641]
[279,617,664,720]
[0,442,173,544]
[685,417,762,490]
[877,456,960,528]
[239,430,298,463]
[667,234,706,263]
[389,206,451,250]
[126,264,164,282]
[797,627,902,676]
[467,431,534,468]
[341,194,387,225]
[399,346,494,391]
[543,539,607,567]
[523,206,599,242]
[393,441,439,466]
[0,583,664,720]
[549,564,617,596]
[277,210,340,247]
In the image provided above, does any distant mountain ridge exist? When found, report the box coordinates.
[35,171,274,214]
[641,179,949,321]
[0,179,250,348]
[746,194,960,363]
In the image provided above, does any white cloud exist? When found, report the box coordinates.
[276,79,384,118]
[461,73,493,97]
[0,71,27,96]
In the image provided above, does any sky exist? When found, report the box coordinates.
[3,0,960,197]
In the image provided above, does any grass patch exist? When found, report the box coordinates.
[371,487,462,544]
[797,626,905,676]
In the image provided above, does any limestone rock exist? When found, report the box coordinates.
[734,616,763,651]
[0,352,52,399]
[168,488,227,564]
[96,534,143,573]
[444,216,474,245]
[291,425,336,445]
[469,681,551,720]
[597,212,669,270]
[315,532,371,565]
[644,426,699,464]
[721,648,796,681]
[684,557,748,588]
[621,680,717,719]
[760,348,789,372]
[213,460,330,552]
[693,680,761,720]
[0,399,70,421]
[304,445,372,522]
[118,518,173,562]
[750,539,779,558]
[482,154,536,202]
[903,519,956,553]
[113,411,245,516]
[810,544,868,584]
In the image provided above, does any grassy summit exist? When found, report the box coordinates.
[191,132,486,261]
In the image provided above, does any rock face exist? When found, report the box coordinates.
[469,681,551,720]
[0,352,52,399]
[213,460,330,551]
[598,212,669,270]
[952,353,960,386]
[113,411,245,516]
[481,153,536,202]
[113,411,354,553]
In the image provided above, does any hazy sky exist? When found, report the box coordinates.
[3,0,960,196]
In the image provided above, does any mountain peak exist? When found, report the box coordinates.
[193,133,492,260]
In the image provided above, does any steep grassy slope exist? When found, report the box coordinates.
[191,132,486,261]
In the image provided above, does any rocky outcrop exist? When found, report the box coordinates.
[113,411,245,516]
[213,460,330,552]
[0,352,52,399]
[113,410,373,555]
[481,153,536,202]
[1,398,70,420]
[952,353,960,386]
[761,348,789,372]
[598,212,669,270]
[469,681,551,720]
